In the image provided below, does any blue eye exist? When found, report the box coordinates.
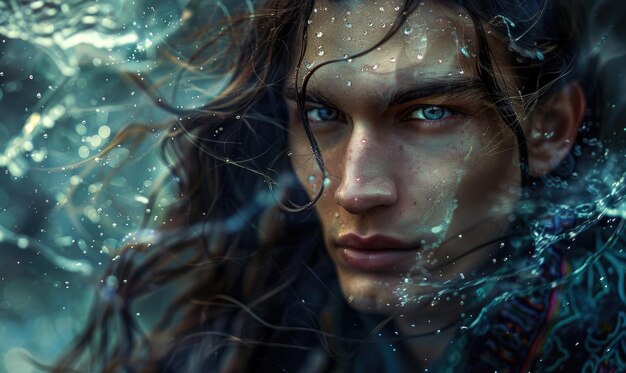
[306,107,339,122]
[409,105,452,121]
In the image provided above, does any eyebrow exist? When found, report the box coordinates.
[283,77,490,107]
[388,78,488,106]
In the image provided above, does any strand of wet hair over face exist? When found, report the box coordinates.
[282,0,422,212]
[463,6,531,189]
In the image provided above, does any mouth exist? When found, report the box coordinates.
[334,234,421,272]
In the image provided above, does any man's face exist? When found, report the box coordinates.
[287,0,521,314]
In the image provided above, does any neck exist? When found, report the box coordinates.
[392,297,463,367]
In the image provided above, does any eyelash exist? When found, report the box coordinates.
[305,106,341,123]
[304,105,460,127]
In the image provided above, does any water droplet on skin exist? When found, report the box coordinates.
[390,57,396,63]
[308,175,316,182]
[235,115,241,119]
[372,64,378,70]
[368,22,373,27]
[318,50,325,56]
[459,69,464,74]
[307,19,313,25]
[417,54,424,60]
[460,46,470,57]
[316,31,323,37]
[345,22,352,28]
[36,92,41,98]
[347,80,352,86]
[323,178,331,187]
[333,211,339,218]
[438,59,443,63]
[403,26,412,35]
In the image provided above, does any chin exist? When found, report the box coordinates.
[336,268,411,314]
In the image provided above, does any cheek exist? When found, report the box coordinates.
[448,131,521,232]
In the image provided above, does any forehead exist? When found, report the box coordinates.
[304,1,475,71]
[295,0,512,94]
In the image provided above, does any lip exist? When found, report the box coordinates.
[335,234,420,272]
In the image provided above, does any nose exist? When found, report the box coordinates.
[334,131,398,214]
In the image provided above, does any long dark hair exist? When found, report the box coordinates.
[49,0,606,371]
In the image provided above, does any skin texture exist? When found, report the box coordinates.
[286,0,583,365]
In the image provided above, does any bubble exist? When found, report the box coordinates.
[4,347,35,373]
[75,122,87,135]
[98,125,111,138]
[134,195,150,204]
[105,275,119,289]
[78,146,90,158]
[89,135,102,148]
[431,225,444,234]
[16,237,29,249]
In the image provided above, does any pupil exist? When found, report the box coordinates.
[319,108,335,120]
[423,106,444,120]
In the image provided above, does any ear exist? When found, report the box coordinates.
[525,82,586,177]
